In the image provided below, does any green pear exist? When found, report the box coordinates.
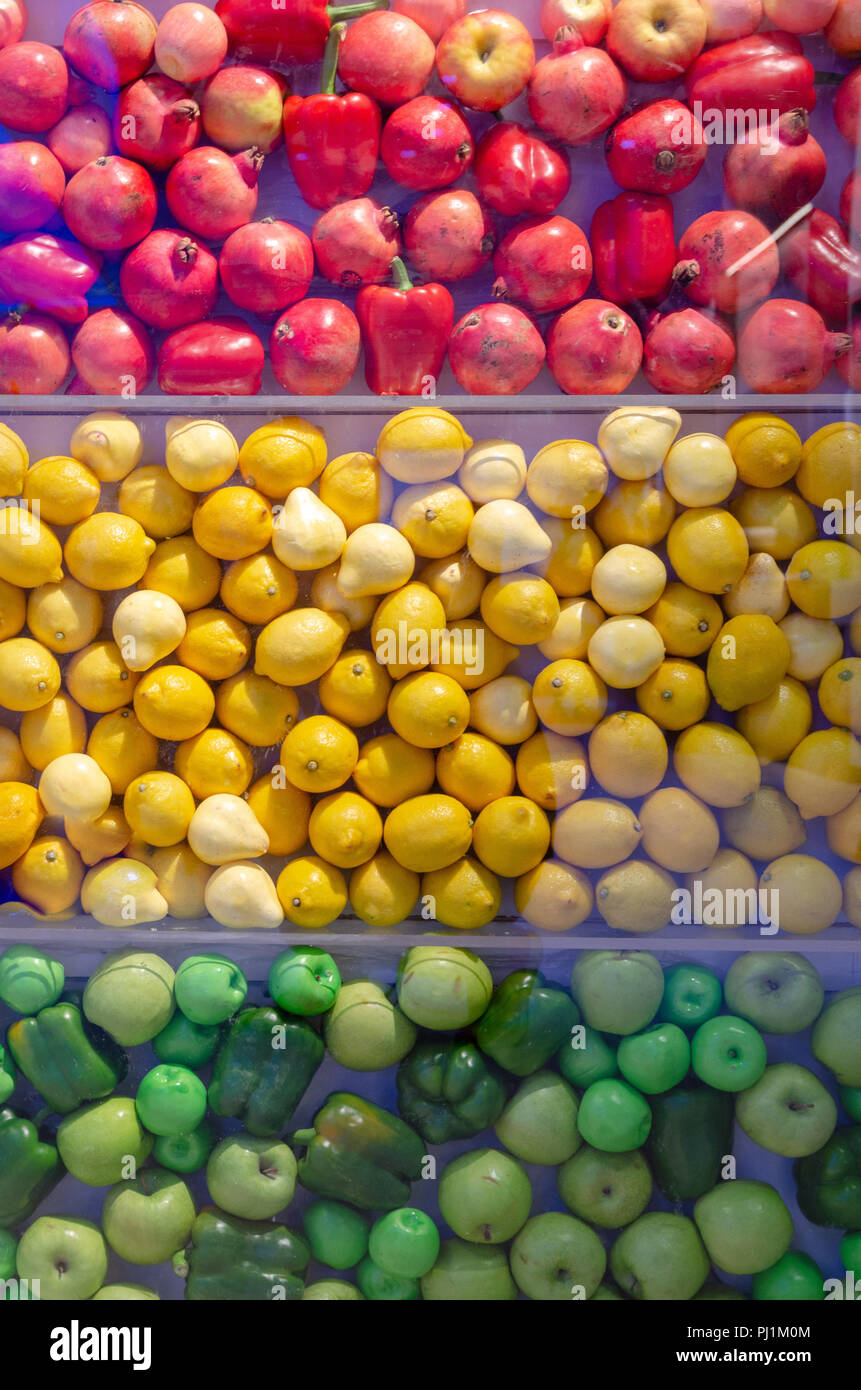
[421,1239,517,1300]
[323,979,417,1071]
[83,949,175,1045]
[494,1070,580,1166]
[570,951,664,1035]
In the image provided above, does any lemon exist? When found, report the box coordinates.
[72,412,142,481]
[646,582,722,657]
[176,608,251,681]
[118,464,196,539]
[795,421,861,509]
[758,854,843,935]
[469,674,537,744]
[245,774,311,856]
[112,590,187,672]
[310,563,377,631]
[458,439,526,503]
[588,711,668,798]
[393,481,473,559]
[636,659,709,731]
[725,413,802,488]
[731,487,817,561]
[64,512,155,591]
[552,797,642,869]
[377,407,472,483]
[65,806,131,866]
[594,859,676,933]
[27,577,103,655]
[472,795,550,877]
[467,499,551,573]
[843,865,861,928]
[387,670,470,749]
[0,509,63,587]
[175,728,254,799]
[12,835,85,915]
[124,772,195,847]
[319,451,394,532]
[81,858,168,926]
[538,597,605,662]
[667,507,749,594]
[309,790,382,868]
[216,672,298,747]
[276,855,347,928]
[431,619,517,691]
[638,787,719,873]
[513,859,593,932]
[20,694,87,769]
[684,849,759,927]
[587,616,664,689]
[590,544,666,615]
[780,612,843,682]
[221,550,298,625]
[423,856,501,930]
[514,730,586,811]
[337,523,415,597]
[239,417,327,496]
[87,709,160,795]
[437,731,516,812]
[827,792,861,862]
[735,676,812,765]
[206,860,285,928]
[533,519,603,596]
[663,433,736,507]
[722,553,789,621]
[66,640,138,713]
[785,728,861,819]
[420,549,487,620]
[0,782,41,869]
[706,614,790,712]
[0,422,27,494]
[592,478,676,548]
[598,406,681,480]
[39,752,112,822]
[819,657,861,733]
[350,851,420,928]
[273,487,346,571]
[255,608,349,687]
[137,842,212,919]
[384,793,472,872]
[133,663,214,740]
[0,576,25,640]
[480,571,559,645]
[531,659,607,736]
[188,793,268,865]
[142,534,222,612]
[674,721,761,808]
[192,486,272,561]
[354,732,435,807]
[371,583,447,679]
[24,455,100,524]
[165,417,239,492]
[318,650,391,726]
[0,726,29,782]
[723,786,806,860]
[0,637,60,710]
[786,540,861,619]
[526,440,608,517]
[281,715,359,793]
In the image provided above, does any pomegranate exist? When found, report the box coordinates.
[781,211,861,326]
[380,97,474,192]
[119,229,219,330]
[448,303,546,395]
[763,0,837,32]
[540,0,612,45]
[547,299,642,394]
[158,316,265,395]
[271,299,361,395]
[644,308,736,393]
[739,299,849,393]
[528,29,626,148]
[403,189,495,282]
[835,67,861,147]
[393,0,465,42]
[699,0,762,41]
[63,0,156,92]
[0,42,69,134]
[66,375,95,394]
[606,100,706,196]
[0,0,27,50]
[723,109,826,223]
[313,198,402,289]
[591,193,676,307]
[155,3,229,82]
[493,215,592,315]
[0,142,66,234]
[201,65,288,155]
[474,121,570,217]
[837,315,861,389]
[72,306,154,395]
[47,102,113,174]
[339,12,436,105]
[63,155,157,254]
[219,219,314,317]
[166,146,263,243]
[0,234,101,325]
[115,74,201,172]
[0,311,70,394]
[673,211,779,315]
[841,168,861,239]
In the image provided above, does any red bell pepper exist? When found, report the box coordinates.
[284,24,381,211]
[686,31,816,120]
[473,120,570,217]
[781,209,861,327]
[216,0,388,65]
[591,193,676,308]
[356,257,453,396]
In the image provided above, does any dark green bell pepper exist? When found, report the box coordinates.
[6,1002,127,1115]
[396,1041,508,1144]
[475,970,579,1076]
[294,1092,426,1211]
[0,945,64,1015]
[646,1083,735,1203]
[0,1107,63,1228]
[208,1006,323,1137]
[174,1207,310,1300]
[795,1125,861,1229]
[0,1042,15,1105]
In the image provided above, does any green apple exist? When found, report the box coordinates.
[92,1283,160,1300]
[694,1180,793,1275]
[323,979,417,1071]
[439,1148,532,1244]
[269,947,340,1016]
[154,1121,215,1175]
[658,963,722,1029]
[397,946,493,1030]
[591,1283,627,1300]
[735,1063,838,1157]
[691,1015,767,1092]
[840,1085,861,1122]
[302,1279,364,1300]
[206,1134,297,1220]
[610,1212,710,1301]
[0,944,64,1015]
[558,1145,652,1229]
[494,1070,581,1166]
[840,1230,861,1271]
[152,1012,221,1068]
[420,1238,517,1300]
[369,1208,440,1279]
[811,987,861,1086]
[557,1027,618,1089]
[723,952,824,1035]
[102,1166,195,1265]
[693,1282,748,1301]
[752,1250,824,1301]
[83,949,175,1045]
[136,1063,208,1137]
[174,952,247,1025]
[304,1199,369,1270]
[510,1212,605,1301]
[57,1096,153,1186]
[356,1254,419,1300]
[16,1216,107,1301]
[570,951,664,1036]
[577,1078,652,1152]
[617,1023,691,1094]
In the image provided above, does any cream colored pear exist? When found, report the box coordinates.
[112,591,187,671]
[188,794,269,866]
[40,753,112,822]
[204,861,284,928]
[468,500,552,573]
[310,564,377,630]
[337,524,415,597]
[272,488,347,571]
[598,407,682,481]
[458,439,527,503]
[69,412,143,482]
[81,859,168,927]
[723,554,790,621]
[420,550,487,620]
[165,417,239,492]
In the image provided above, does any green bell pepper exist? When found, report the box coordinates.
[269,947,341,1016]
[174,1207,310,1300]
[646,1083,735,1203]
[294,1093,426,1211]
[0,1107,63,1228]
[6,1002,127,1115]
[0,1227,16,1280]
[0,945,65,1015]
[396,1041,509,1144]
[475,970,579,1076]
[208,1006,323,1137]
[0,1042,15,1105]
[794,1125,861,1229]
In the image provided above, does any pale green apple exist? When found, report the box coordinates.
[397,947,493,1031]
[302,1280,364,1300]
[83,949,175,1045]
[57,1097,153,1186]
[420,1238,517,1300]
[510,1213,606,1301]
[723,953,824,1035]
[323,979,417,1071]
[694,1282,748,1301]
[206,1134,297,1220]
[558,1145,652,1229]
[570,951,664,1036]
[102,1166,195,1265]
[610,1212,710,1301]
[16,1216,107,1300]
[811,987,861,1086]
[439,1148,532,1244]
[694,1180,793,1275]
[92,1283,160,1300]
[591,1283,627,1300]
[735,1063,838,1157]
[494,1070,580,1166]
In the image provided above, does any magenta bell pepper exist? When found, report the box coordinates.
[0,234,102,325]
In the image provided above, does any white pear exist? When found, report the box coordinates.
[81,859,168,927]
[204,861,284,929]
[723,554,790,621]
[112,591,187,671]
[69,412,142,482]
[458,439,527,503]
[468,499,552,573]
[598,407,682,481]
[337,524,415,596]
[310,563,377,630]
[40,754,112,823]
[165,417,239,491]
[188,794,269,866]
[272,488,347,571]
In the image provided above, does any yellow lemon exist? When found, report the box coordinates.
[431,620,517,691]
[819,657,861,733]
[39,752,111,822]
[0,576,25,640]
[786,540,861,619]
[0,726,29,782]
[469,674,537,744]
[66,640,138,713]
[272,487,346,571]
[216,672,298,747]
[598,405,681,481]
[723,787,806,861]
[220,550,298,625]
[795,421,861,509]
[706,614,791,712]
[638,786,719,873]
[552,798,642,869]
[188,793,268,865]
[27,578,103,655]
[843,865,861,927]
[133,664,214,740]
[532,659,607,736]
[383,793,472,872]
[276,856,347,928]
[20,694,87,769]
[176,608,251,681]
[112,590,187,672]
[124,772,196,847]
[131,841,212,919]
[255,608,349,687]
[245,774,311,856]
[118,464,195,539]
[663,433,736,507]
[0,782,41,869]
[472,795,550,877]
[319,451,394,532]
[785,728,861,819]
[731,487,817,561]
[467,498,551,573]
[164,417,239,492]
[725,412,802,488]
[388,670,470,749]
[758,854,843,935]
[420,549,487,620]
[309,790,383,868]
[350,851,420,928]
[646,582,722,657]
[538,596,605,661]
[588,711,668,798]
[480,571,559,645]
[281,715,359,793]
[437,731,516,812]
[337,523,415,597]
[142,534,222,612]
[587,616,664,689]
[734,677,813,766]
[458,439,527,503]
[310,563,377,631]
[514,730,587,811]
[393,481,474,558]
[0,510,63,588]
[533,518,603,597]
[666,507,749,594]
[0,637,60,710]
[376,407,472,483]
[71,412,142,481]
[81,858,168,926]
[594,860,676,933]
[526,440,608,517]
[827,792,861,862]
[722,552,789,621]
[0,422,27,494]
[87,709,160,795]
[175,728,254,799]
[12,835,85,915]
[238,416,327,496]
[513,859,594,932]
[422,856,501,930]
[23,455,100,524]
[592,478,676,548]
[192,486,272,561]
[780,612,843,682]
[371,583,448,680]
[674,721,761,808]
[636,659,709,731]
[590,544,666,615]
[318,649,392,726]
[65,805,131,866]
[64,512,155,591]
[684,848,759,927]
[354,732,435,807]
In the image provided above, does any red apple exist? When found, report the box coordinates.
[699,0,762,41]
[63,0,157,92]
[155,3,229,82]
[0,0,27,50]
[436,10,535,112]
[765,0,837,32]
[0,42,69,134]
[828,0,861,55]
[339,12,436,106]
[201,64,288,155]
[393,0,465,42]
[607,0,707,83]
[540,0,611,45]
[0,142,65,234]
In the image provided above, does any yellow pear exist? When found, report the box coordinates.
[165,417,239,491]
[272,487,347,571]
[66,806,131,866]
[309,564,377,630]
[467,500,551,573]
[458,439,527,502]
[81,858,168,926]
[69,412,142,481]
[39,753,112,822]
[188,794,269,866]
[112,591,187,671]
[204,860,284,928]
[337,524,415,596]
[723,554,790,621]
[597,407,682,481]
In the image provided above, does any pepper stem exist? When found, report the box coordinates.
[291,1128,316,1147]
[390,256,413,292]
[320,22,345,94]
[328,0,388,18]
